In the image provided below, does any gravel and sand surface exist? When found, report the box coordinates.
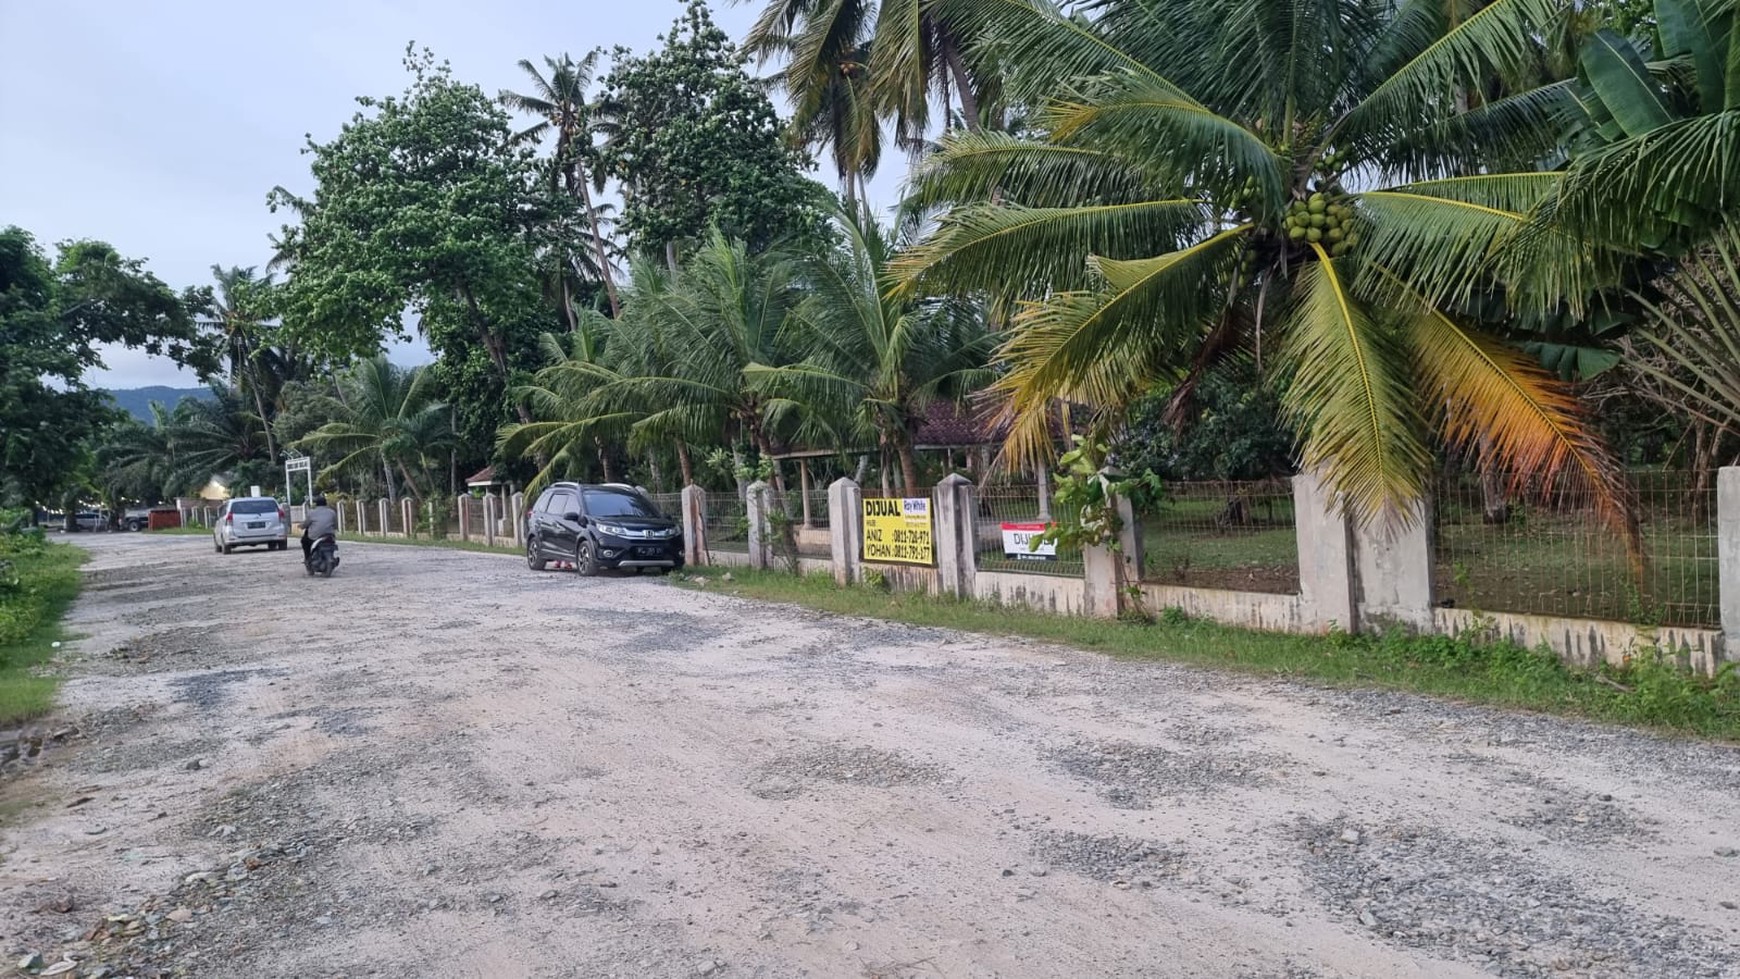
[2,533,1738,978]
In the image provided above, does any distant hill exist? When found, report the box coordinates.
[102,386,211,423]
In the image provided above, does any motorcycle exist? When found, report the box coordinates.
[305,534,340,577]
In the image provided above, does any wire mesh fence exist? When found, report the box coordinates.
[974,484,1084,577]
[1433,469,1718,628]
[703,492,750,554]
[1139,480,1300,594]
[649,492,682,519]
[781,489,832,557]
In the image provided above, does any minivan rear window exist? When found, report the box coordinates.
[231,499,279,515]
[583,490,658,518]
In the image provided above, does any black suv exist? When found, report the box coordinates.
[524,483,684,575]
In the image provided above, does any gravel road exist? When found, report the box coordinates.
[2,534,1738,979]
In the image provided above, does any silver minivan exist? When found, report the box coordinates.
[213,497,288,553]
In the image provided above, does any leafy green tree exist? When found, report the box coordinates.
[0,228,216,510]
[202,265,294,465]
[1116,358,1296,483]
[597,1,828,261]
[894,0,1627,525]
[270,47,571,431]
[747,206,993,496]
[162,384,275,495]
[296,357,454,502]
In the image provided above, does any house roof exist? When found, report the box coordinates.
[465,465,497,487]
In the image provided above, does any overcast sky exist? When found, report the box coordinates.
[0,0,903,389]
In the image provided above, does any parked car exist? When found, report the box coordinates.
[523,483,683,575]
[72,510,108,532]
[123,508,151,531]
[212,497,289,554]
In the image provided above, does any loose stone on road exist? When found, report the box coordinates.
[1,534,1737,978]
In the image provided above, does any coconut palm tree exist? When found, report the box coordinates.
[892,0,1630,527]
[203,266,284,465]
[748,205,994,495]
[296,358,454,503]
[500,52,621,319]
[744,0,988,149]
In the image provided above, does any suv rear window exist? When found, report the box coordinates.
[231,499,279,515]
[584,490,658,518]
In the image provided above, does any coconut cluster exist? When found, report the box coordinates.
[1283,192,1359,256]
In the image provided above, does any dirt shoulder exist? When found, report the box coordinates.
[1,534,1737,978]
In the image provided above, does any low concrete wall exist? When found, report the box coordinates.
[976,571,1087,616]
[1434,607,1725,676]
[705,550,753,568]
[1139,583,1308,633]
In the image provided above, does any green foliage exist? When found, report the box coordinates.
[269,45,564,443]
[0,227,216,509]
[0,536,82,725]
[295,357,454,501]
[1116,357,1295,481]
[597,1,828,257]
[1035,436,1163,553]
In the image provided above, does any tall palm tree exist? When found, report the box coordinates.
[501,52,622,319]
[205,266,283,465]
[893,0,1629,528]
[296,358,454,503]
[748,205,994,495]
[162,386,273,494]
[744,0,987,151]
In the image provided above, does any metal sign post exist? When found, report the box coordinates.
[284,453,314,506]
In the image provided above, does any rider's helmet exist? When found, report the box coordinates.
[313,494,328,507]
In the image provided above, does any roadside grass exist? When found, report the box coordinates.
[677,568,1740,741]
[333,534,521,557]
[0,540,85,726]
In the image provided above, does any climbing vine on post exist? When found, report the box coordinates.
[1036,436,1163,619]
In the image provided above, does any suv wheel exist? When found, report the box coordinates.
[575,539,600,577]
[527,537,547,571]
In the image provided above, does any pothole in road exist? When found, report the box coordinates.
[751,745,947,799]
[1051,737,1280,809]
[1295,819,1736,978]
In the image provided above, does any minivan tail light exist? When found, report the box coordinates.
[225,513,233,525]
[279,506,287,521]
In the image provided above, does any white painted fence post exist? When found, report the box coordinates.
[933,473,977,599]
[509,492,525,547]
[745,480,772,571]
[1351,497,1435,632]
[403,498,416,538]
[484,494,498,548]
[355,500,368,536]
[378,499,390,537]
[1718,467,1740,662]
[337,502,347,535]
[1294,471,1357,633]
[681,485,709,566]
[828,478,863,586]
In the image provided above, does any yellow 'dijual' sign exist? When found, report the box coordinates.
[861,496,935,566]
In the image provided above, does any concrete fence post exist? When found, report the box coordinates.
[1081,490,1140,618]
[681,485,709,566]
[933,473,978,599]
[1718,467,1740,661]
[457,495,470,542]
[745,480,772,571]
[336,503,347,535]
[378,499,390,537]
[403,498,416,538]
[1351,497,1434,632]
[355,500,368,536]
[1293,471,1357,633]
[828,478,863,585]
[484,494,498,548]
[509,492,525,547]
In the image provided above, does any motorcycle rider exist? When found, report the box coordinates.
[301,494,339,564]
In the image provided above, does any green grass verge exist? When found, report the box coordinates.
[678,568,1740,741]
[0,541,85,726]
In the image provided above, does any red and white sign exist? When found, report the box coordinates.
[1000,522,1057,561]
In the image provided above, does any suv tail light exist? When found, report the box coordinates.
[225,512,233,525]
[279,506,288,522]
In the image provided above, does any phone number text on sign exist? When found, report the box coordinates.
[861,497,935,566]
